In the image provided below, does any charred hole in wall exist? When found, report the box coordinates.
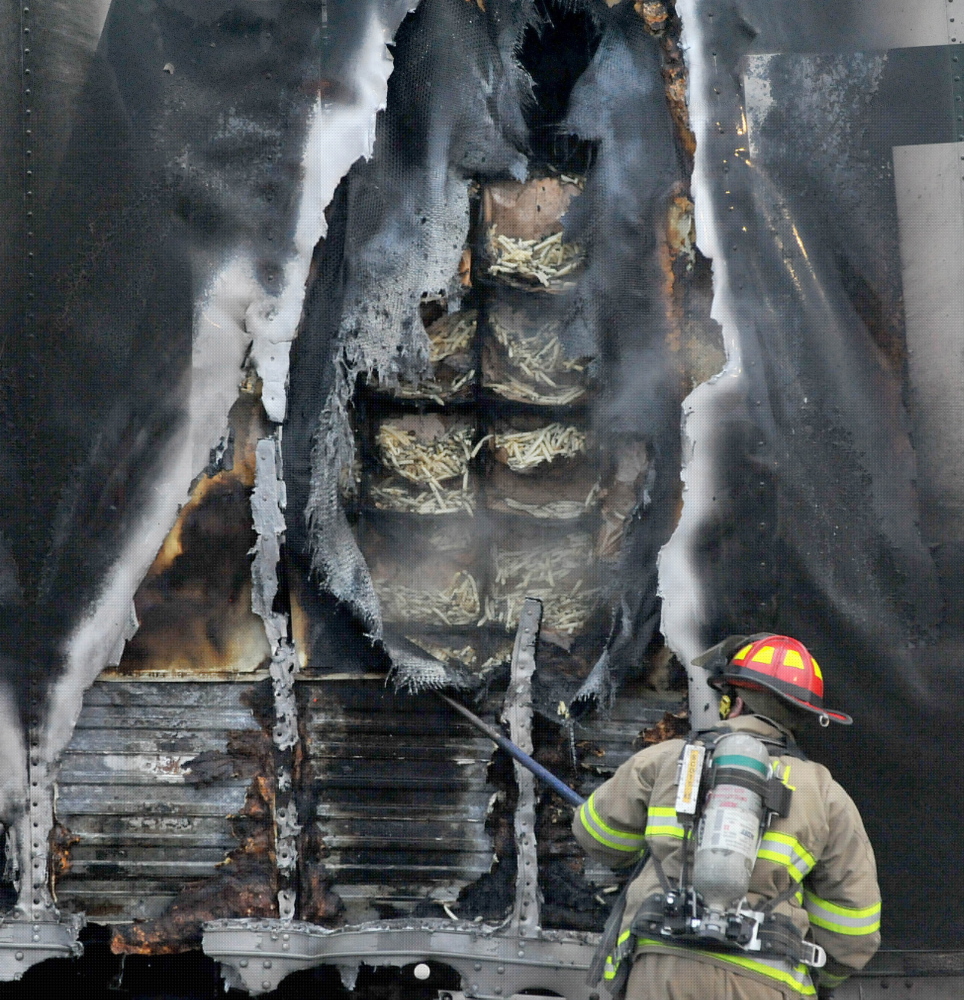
[335,3,684,695]
[109,388,273,680]
[51,0,706,963]
[296,0,701,925]
[519,0,601,173]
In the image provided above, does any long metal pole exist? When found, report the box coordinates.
[434,691,585,808]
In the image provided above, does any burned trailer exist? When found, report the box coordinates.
[2,0,964,998]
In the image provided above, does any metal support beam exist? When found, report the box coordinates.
[203,918,606,999]
[504,598,542,937]
[251,435,301,921]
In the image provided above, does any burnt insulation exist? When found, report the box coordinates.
[287,0,538,688]
[286,0,685,696]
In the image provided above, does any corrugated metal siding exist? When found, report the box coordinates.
[52,677,678,927]
[577,694,682,774]
[54,682,262,921]
[302,680,495,921]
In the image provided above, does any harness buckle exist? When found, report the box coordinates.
[800,940,827,968]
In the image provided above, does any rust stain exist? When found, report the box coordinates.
[636,1,669,34]
[660,29,696,167]
[50,821,80,882]
[649,4,692,378]
[298,823,345,926]
[659,197,684,360]
[293,686,345,926]
[110,847,279,955]
[576,740,606,759]
[667,195,696,262]
[459,246,473,287]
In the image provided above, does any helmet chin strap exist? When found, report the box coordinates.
[819,713,830,727]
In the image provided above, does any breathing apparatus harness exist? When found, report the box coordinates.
[628,726,827,969]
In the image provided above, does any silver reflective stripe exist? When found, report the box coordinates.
[644,805,686,839]
[578,794,647,853]
[603,929,635,980]
[758,831,816,882]
[804,889,881,935]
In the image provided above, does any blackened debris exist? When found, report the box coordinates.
[635,709,690,749]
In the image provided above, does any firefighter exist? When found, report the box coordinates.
[573,634,881,999]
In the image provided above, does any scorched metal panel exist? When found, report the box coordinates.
[54,682,263,923]
[301,680,496,922]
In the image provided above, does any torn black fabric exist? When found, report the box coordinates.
[669,0,962,947]
[562,13,683,703]
[288,0,538,688]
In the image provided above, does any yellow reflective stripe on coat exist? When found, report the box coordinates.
[818,969,850,989]
[804,889,881,935]
[644,805,686,839]
[603,929,635,980]
[636,937,817,996]
[757,831,816,882]
[578,794,647,853]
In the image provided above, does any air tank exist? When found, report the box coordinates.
[693,732,770,929]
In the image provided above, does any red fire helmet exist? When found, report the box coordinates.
[698,633,852,725]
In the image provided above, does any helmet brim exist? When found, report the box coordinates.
[723,673,853,725]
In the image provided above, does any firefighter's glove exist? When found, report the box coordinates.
[817,989,835,1000]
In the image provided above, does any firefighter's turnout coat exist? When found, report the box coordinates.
[572,715,881,997]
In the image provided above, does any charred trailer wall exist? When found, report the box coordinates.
[0,0,963,995]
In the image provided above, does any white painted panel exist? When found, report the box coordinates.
[868,0,953,50]
[894,141,964,541]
